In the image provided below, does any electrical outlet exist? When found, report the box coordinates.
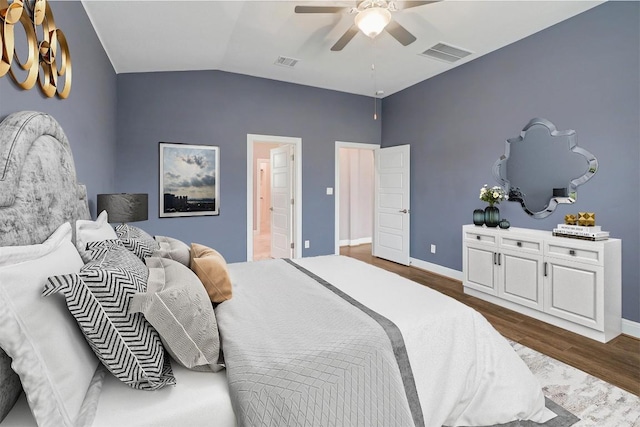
[430,244,436,254]
[326,187,333,195]
[304,240,310,249]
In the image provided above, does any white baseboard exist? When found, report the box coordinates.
[409,258,463,281]
[622,319,640,339]
[339,237,372,247]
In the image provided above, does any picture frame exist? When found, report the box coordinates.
[159,142,220,217]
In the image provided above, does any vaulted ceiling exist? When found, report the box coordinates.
[82,0,603,97]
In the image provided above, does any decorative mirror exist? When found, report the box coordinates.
[493,118,598,219]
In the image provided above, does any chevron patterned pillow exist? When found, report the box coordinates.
[115,224,159,261]
[84,239,126,261]
[45,243,175,390]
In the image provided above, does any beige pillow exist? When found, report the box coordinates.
[130,257,223,372]
[190,243,232,303]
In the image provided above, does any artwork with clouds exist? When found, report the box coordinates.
[159,142,219,217]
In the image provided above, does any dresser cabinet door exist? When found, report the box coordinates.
[498,249,544,310]
[464,243,498,295]
[544,257,604,331]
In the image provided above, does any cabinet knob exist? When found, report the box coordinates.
[476,235,480,240]
[569,249,576,256]
[517,241,522,247]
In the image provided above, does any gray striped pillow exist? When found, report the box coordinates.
[131,257,223,372]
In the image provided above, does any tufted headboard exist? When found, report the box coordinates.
[0,111,91,422]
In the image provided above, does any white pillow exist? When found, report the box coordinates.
[153,235,191,267]
[75,210,117,262]
[0,222,100,427]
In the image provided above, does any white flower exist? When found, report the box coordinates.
[479,184,507,205]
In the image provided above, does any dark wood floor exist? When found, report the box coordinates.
[340,244,640,396]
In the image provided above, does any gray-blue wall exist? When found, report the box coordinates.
[116,71,381,262]
[381,2,639,322]
[0,2,117,212]
[1,2,637,323]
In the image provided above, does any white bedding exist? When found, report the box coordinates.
[2,255,553,427]
[293,255,555,426]
[2,364,235,427]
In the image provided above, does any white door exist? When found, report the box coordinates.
[373,145,410,265]
[270,145,294,259]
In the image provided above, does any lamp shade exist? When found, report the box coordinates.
[355,7,391,38]
[97,193,148,223]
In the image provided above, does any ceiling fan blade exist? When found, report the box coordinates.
[331,25,359,51]
[401,1,440,9]
[294,6,348,13]
[385,21,417,46]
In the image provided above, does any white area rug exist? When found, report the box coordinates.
[510,341,640,427]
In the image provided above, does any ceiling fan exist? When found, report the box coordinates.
[294,0,438,51]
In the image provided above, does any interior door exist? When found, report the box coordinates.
[373,144,410,265]
[270,145,294,259]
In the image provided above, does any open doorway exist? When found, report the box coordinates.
[247,134,302,262]
[254,155,273,260]
[334,141,378,255]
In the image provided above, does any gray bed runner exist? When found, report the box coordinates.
[284,258,424,427]
[216,258,423,427]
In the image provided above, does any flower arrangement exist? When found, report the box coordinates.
[480,185,508,207]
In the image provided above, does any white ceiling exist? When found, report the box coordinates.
[81,0,604,97]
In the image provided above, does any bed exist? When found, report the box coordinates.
[0,111,556,427]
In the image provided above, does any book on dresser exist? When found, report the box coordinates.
[553,224,609,241]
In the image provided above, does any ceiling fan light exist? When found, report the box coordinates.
[355,7,392,39]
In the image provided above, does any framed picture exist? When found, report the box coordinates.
[159,142,220,217]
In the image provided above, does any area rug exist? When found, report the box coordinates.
[510,341,640,427]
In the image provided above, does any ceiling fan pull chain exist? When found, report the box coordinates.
[371,63,378,120]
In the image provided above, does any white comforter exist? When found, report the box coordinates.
[292,255,554,426]
[2,255,552,427]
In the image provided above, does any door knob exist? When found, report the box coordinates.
[270,207,274,211]
[399,209,408,213]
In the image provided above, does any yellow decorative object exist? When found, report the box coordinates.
[564,214,578,225]
[0,0,71,99]
[578,212,595,227]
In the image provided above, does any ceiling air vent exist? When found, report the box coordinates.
[420,43,472,63]
[274,56,300,68]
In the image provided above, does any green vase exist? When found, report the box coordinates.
[499,219,511,229]
[473,209,485,226]
[484,206,500,227]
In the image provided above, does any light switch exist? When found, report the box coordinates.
[326,187,333,195]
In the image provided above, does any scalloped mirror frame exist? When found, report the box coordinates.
[492,118,598,219]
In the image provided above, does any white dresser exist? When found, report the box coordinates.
[462,224,621,343]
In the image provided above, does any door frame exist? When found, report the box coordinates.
[334,141,380,255]
[247,134,302,261]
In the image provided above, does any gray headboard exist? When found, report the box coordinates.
[0,111,91,422]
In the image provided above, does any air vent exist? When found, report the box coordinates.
[274,56,300,68]
[420,43,472,63]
